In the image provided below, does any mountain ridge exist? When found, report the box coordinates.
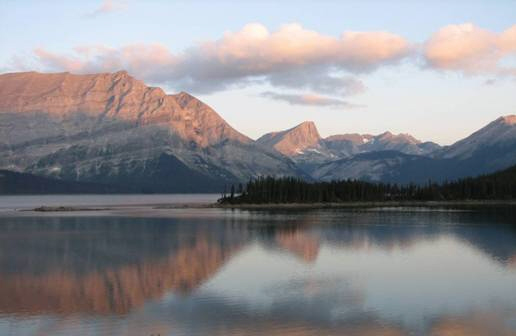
[257,120,442,170]
[1,70,515,191]
[0,71,305,191]
[256,121,322,156]
[312,115,516,183]
[0,71,250,147]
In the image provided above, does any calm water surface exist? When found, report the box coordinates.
[0,194,219,210]
[1,201,516,336]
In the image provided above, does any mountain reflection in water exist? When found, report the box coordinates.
[0,207,515,336]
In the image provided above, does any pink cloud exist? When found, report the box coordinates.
[26,23,410,95]
[199,23,410,73]
[34,44,178,79]
[34,48,87,73]
[424,23,516,76]
[87,0,126,17]
[19,22,516,105]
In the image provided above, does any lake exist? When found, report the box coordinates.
[0,197,515,336]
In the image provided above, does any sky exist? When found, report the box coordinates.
[1,0,516,145]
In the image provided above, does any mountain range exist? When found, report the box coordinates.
[0,71,515,192]
[312,116,516,183]
[256,121,441,174]
[0,71,304,192]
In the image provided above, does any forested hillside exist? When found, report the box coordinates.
[221,164,516,204]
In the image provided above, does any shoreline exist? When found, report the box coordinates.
[213,200,516,209]
[24,200,516,212]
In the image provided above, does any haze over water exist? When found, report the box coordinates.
[1,199,515,336]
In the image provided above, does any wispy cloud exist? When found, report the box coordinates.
[260,91,362,108]
[86,0,126,17]
[267,71,367,96]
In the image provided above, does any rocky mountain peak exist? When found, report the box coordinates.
[0,71,249,147]
[295,120,319,133]
[256,121,322,156]
[378,131,394,138]
[376,131,421,144]
[500,115,516,125]
[440,115,516,159]
[113,70,129,77]
[174,91,198,109]
[288,121,321,143]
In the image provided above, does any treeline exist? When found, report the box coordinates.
[220,164,516,204]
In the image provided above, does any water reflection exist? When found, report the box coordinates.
[0,217,245,315]
[0,208,516,335]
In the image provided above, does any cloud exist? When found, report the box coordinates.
[33,44,178,79]
[15,22,516,107]
[260,91,362,108]
[268,70,367,96]
[34,48,88,73]
[25,23,410,96]
[424,23,516,76]
[87,0,126,17]
[192,23,411,74]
